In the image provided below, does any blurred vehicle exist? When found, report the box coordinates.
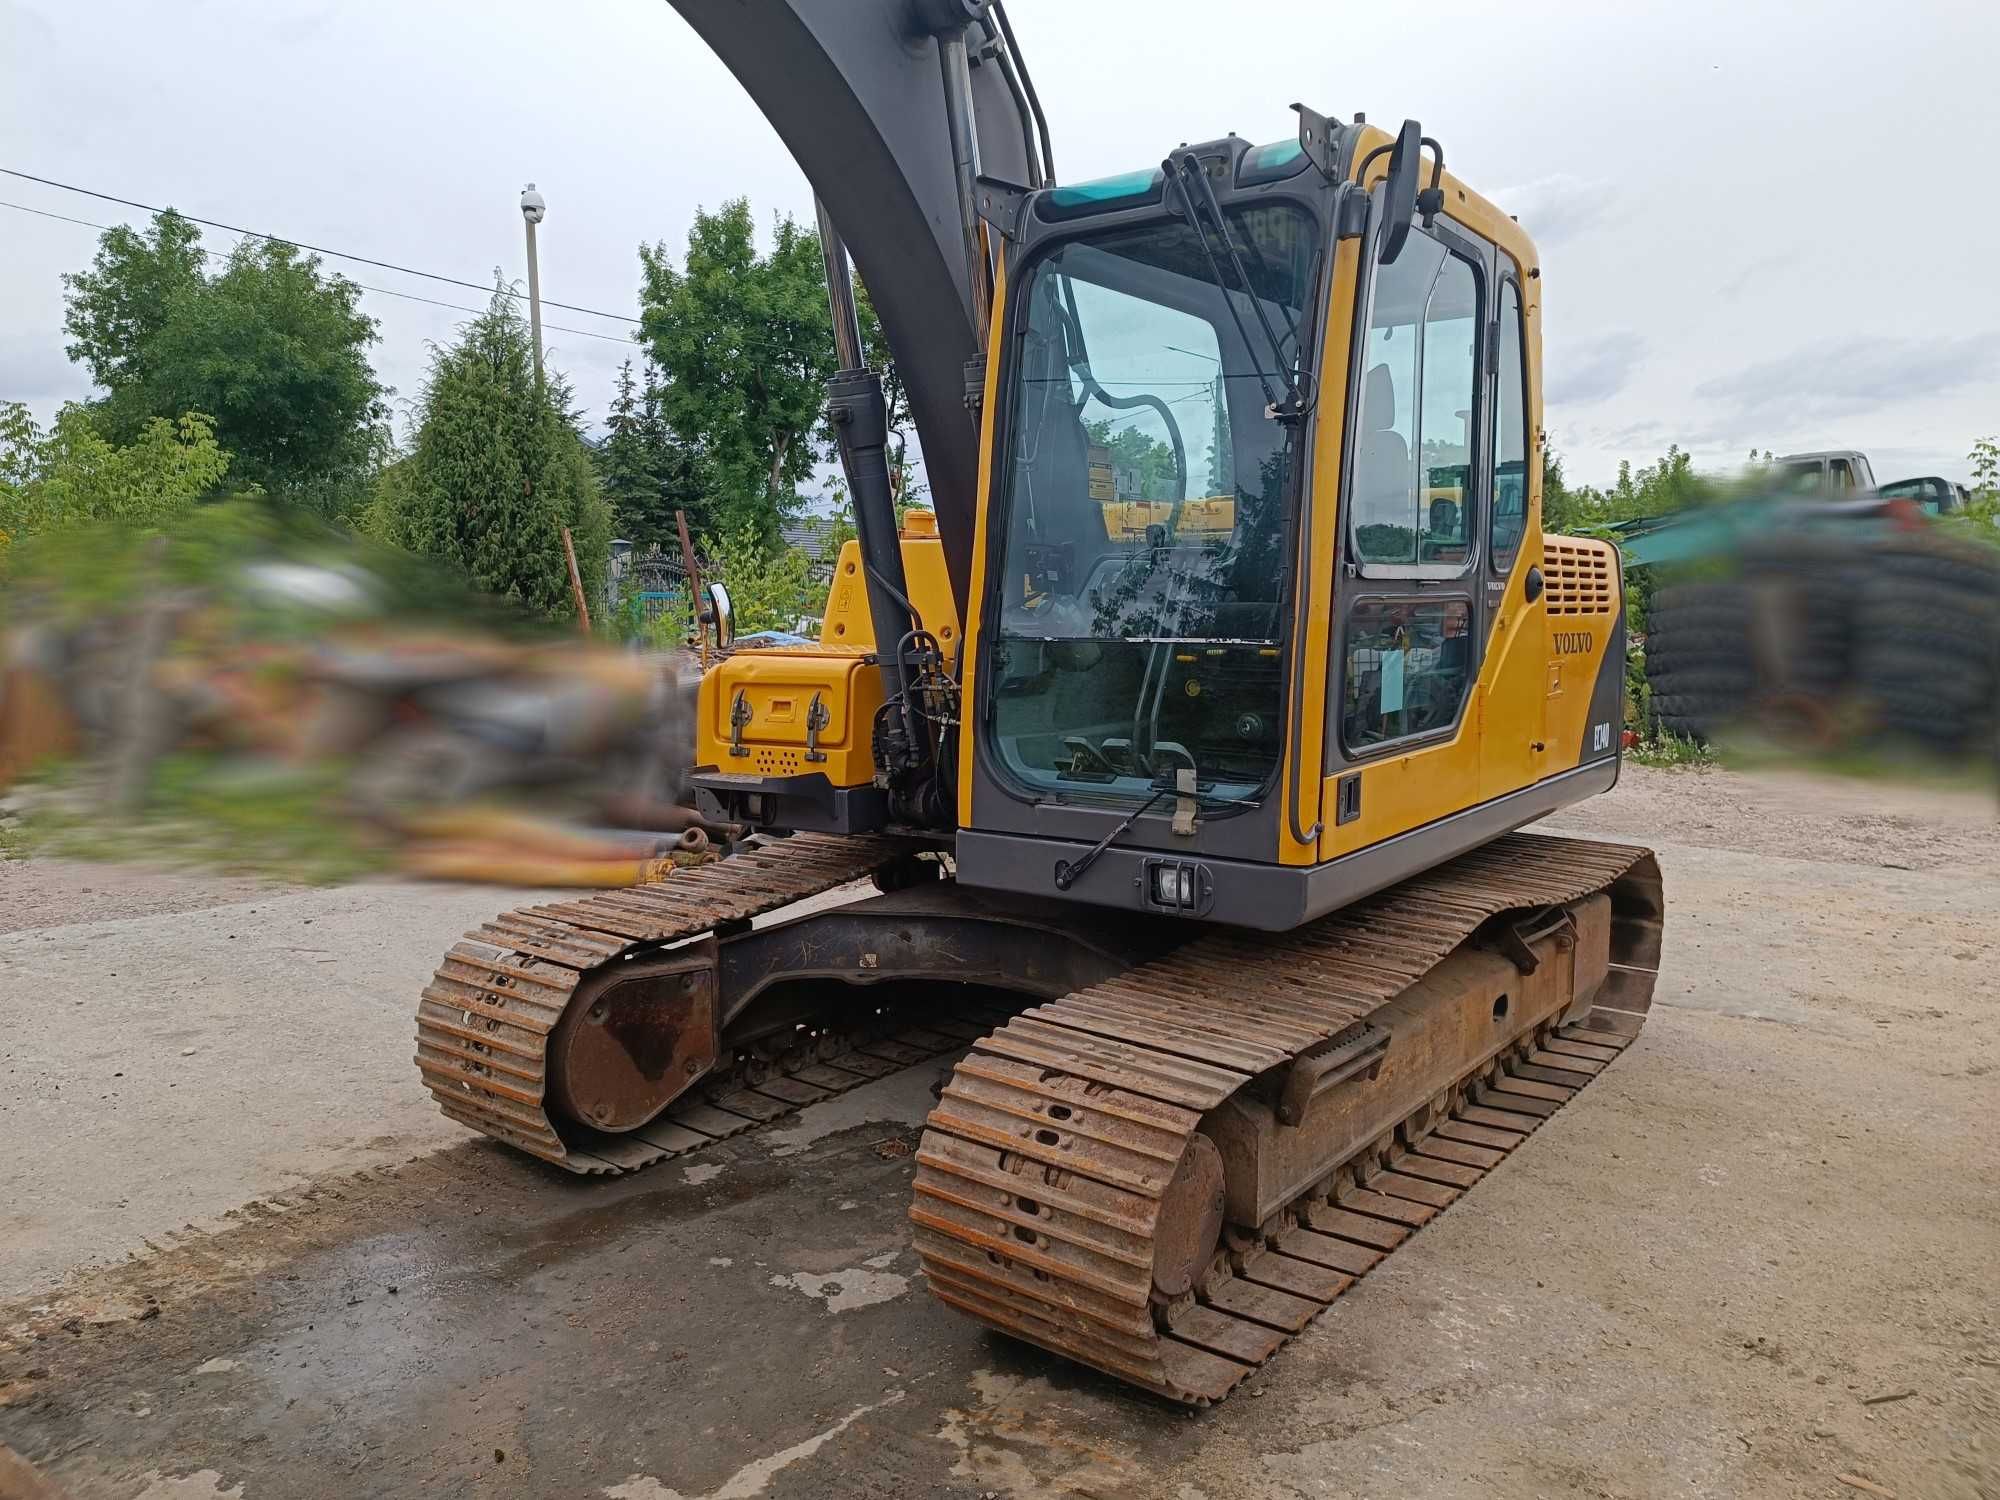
[1769,449,1876,495]
[1879,475,1972,515]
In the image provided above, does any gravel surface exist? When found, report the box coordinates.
[0,857,300,935]
[1,765,1994,1499]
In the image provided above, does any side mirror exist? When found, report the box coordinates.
[1378,119,1423,266]
[701,580,734,650]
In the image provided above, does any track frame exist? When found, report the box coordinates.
[911,832,1663,1403]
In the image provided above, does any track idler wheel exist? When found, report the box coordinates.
[545,940,720,1133]
[1151,1133,1226,1298]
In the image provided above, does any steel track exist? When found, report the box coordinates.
[415,834,916,1173]
[910,832,1664,1403]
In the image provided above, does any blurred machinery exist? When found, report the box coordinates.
[1613,460,1999,754]
[0,535,714,881]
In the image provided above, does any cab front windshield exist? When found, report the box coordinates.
[986,201,1320,806]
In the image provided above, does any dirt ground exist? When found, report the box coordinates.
[0,857,298,936]
[1,764,1995,1500]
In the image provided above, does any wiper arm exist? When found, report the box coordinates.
[1054,785,1168,891]
[1052,768,1251,891]
[1165,152,1303,420]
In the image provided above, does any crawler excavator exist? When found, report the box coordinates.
[415,0,1664,1403]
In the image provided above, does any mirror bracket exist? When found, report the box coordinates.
[1289,101,1338,182]
[1334,182,1370,240]
[974,174,1034,242]
[1416,134,1447,230]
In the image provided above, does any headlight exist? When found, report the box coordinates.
[1151,863,1195,907]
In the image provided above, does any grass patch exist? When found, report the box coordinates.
[1628,726,1716,769]
[1719,733,1999,796]
[8,754,388,885]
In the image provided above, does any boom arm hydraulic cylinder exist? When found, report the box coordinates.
[816,200,917,710]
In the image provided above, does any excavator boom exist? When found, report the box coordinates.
[664,0,1041,609]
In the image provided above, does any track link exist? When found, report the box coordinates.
[415,833,913,1173]
[911,832,1664,1404]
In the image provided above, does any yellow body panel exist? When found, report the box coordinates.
[816,513,962,670]
[1279,224,1366,863]
[694,513,963,791]
[696,649,884,786]
[1539,535,1623,758]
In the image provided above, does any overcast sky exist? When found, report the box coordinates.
[3,0,1996,490]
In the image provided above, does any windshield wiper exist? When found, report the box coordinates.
[1164,151,1305,422]
[1052,768,1251,891]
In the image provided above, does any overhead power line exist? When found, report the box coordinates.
[0,197,641,347]
[0,166,642,325]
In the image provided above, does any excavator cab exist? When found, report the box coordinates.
[693,107,1628,933]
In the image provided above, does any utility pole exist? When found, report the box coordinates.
[519,183,546,390]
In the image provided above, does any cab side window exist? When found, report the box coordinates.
[1350,234,1482,571]
[1491,280,1528,570]
[1343,599,1474,750]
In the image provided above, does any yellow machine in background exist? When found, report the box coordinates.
[419,17,1663,1409]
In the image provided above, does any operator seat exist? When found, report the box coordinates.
[1354,363,1410,533]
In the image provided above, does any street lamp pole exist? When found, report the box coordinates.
[519,183,547,390]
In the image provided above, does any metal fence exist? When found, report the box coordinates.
[606,545,695,624]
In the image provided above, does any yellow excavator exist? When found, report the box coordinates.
[415,0,1663,1403]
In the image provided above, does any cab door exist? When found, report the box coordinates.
[1318,214,1493,857]
[1476,270,1548,800]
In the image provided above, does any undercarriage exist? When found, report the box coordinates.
[415,829,1661,1401]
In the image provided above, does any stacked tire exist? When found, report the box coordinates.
[1645,534,1999,757]
[1644,580,1754,740]
[1853,541,1999,755]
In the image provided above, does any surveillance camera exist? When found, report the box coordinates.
[520,184,547,223]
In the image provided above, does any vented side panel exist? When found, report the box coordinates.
[1546,539,1615,615]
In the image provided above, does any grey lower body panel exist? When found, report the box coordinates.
[953,756,1621,932]
[691,772,889,836]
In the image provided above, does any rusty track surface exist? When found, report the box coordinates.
[415,833,916,1174]
[911,832,1665,1404]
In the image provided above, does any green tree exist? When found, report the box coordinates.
[854,281,920,503]
[1971,435,1999,501]
[1084,418,1181,499]
[596,359,655,524]
[61,212,387,512]
[61,211,205,392]
[371,288,610,620]
[1541,442,1716,535]
[592,359,701,549]
[1540,445,1583,533]
[0,401,230,550]
[638,200,843,542]
[632,198,924,571]
[706,521,823,635]
[1206,378,1233,496]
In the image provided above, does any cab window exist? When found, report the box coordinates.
[1350,232,1481,572]
[1491,280,1528,570]
[1342,598,1474,749]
